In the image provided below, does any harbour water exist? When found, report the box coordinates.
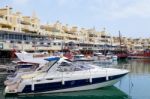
[0,59,150,99]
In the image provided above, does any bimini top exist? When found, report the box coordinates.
[44,56,60,61]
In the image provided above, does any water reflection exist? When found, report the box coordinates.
[95,59,150,75]
[116,59,150,75]
[115,59,150,99]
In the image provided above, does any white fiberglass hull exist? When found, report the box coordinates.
[26,77,122,95]
[4,69,128,95]
[4,75,125,96]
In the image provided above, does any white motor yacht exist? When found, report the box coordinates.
[4,56,129,95]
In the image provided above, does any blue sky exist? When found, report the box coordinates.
[0,0,150,38]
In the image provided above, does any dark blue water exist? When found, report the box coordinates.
[1,59,150,99]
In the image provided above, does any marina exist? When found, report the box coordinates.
[0,0,150,98]
[0,59,150,99]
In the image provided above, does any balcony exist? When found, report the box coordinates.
[0,18,12,27]
[21,25,37,33]
[21,17,31,25]
[40,25,52,31]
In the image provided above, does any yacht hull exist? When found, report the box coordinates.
[5,73,127,95]
[24,77,122,95]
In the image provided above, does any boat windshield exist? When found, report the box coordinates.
[57,61,94,72]
[37,60,57,72]
[74,63,94,70]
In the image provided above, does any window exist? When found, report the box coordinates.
[18,41,22,44]
[58,43,61,45]
[37,60,57,72]
[5,16,7,20]
[25,42,30,44]
[59,62,72,67]
[53,43,56,46]
[32,42,37,44]
[40,42,43,45]
[47,43,51,45]
[10,41,14,43]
